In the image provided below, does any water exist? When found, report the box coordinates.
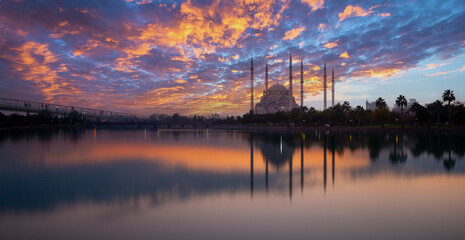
[0,129,464,240]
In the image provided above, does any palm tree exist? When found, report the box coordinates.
[354,105,364,126]
[375,97,387,108]
[342,101,351,125]
[396,95,407,128]
[442,89,455,123]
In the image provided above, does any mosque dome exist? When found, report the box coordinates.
[254,83,298,114]
[267,84,290,95]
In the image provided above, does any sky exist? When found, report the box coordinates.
[0,0,464,116]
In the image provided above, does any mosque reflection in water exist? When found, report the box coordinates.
[249,130,463,198]
[1,129,465,239]
[250,132,335,198]
[0,129,464,213]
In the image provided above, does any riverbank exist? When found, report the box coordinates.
[210,124,465,133]
[2,123,464,133]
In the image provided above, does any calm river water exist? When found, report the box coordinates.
[0,129,464,239]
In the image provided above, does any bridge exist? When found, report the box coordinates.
[0,97,146,122]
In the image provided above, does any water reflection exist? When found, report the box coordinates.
[1,129,465,239]
[0,129,464,214]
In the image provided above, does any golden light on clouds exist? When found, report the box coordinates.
[340,51,350,58]
[301,0,325,12]
[1,0,462,115]
[283,26,306,40]
[324,41,338,49]
[338,4,372,22]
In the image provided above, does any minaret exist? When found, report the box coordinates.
[300,59,304,107]
[323,60,327,110]
[332,67,335,107]
[289,52,293,96]
[250,56,254,112]
[265,62,269,92]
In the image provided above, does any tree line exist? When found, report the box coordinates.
[226,89,465,127]
[1,89,463,128]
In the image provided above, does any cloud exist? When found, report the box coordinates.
[324,41,338,49]
[339,51,350,58]
[283,26,306,41]
[425,71,455,76]
[0,0,464,115]
[459,64,465,71]
[301,0,325,12]
[338,4,372,22]
[175,79,187,84]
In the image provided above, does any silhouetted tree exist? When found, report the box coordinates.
[410,102,428,126]
[396,95,407,128]
[353,105,364,126]
[375,97,387,108]
[442,89,455,123]
[372,105,390,128]
[427,100,443,124]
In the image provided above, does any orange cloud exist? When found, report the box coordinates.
[114,0,282,72]
[425,70,456,76]
[6,41,83,102]
[301,0,325,12]
[324,41,338,49]
[340,51,350,58]
[283,26,306,40]
[421,62,449,70]
[356,68,402,79]
[175,79,187,84]
[338,4,372,22]
[318,23,327,31]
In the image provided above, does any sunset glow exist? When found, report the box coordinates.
[1,0,464,115]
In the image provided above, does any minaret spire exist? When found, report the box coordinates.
[289,52,293,96]
[323,60,327,110]
[332,67,335,107]
[300,59,304,108]
[265,62,269,92]
[250,56,254,112]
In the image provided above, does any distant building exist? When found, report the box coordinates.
[252,53,299,114]
[407,98,417,108]
[393,98,417,112]
[251,53,335,114]
[366,100,376,111]
[255,84,298,114]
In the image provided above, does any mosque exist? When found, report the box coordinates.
[250,53,335,114]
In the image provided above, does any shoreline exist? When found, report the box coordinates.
[2,124,464,133]
[210,124,465,133]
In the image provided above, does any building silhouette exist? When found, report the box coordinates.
[254,53,299,114]
[251,55,336,113]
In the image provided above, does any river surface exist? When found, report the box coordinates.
[0,129,464,240]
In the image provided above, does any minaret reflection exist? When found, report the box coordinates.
[289,150,293,200]
[256,133,296,197]
[301,134,304,193]
[265,155,269,192]
[332,135,335,187]
[250,133,254,197]
[323,134,327,192]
